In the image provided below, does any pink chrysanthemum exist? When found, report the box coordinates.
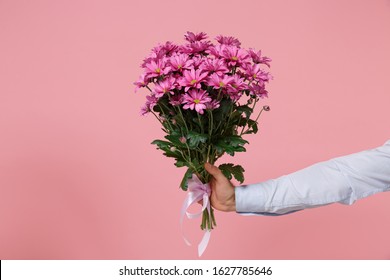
[134,73,149,93]
[207,44,227,59]
[248,48,272,67]
[201,58,229,76]
[227,74,248,93]
[181,41,212,54]
[242,63,270,83]
[144,58,171,79]
[205,99,220,110]
[169,94,183,106]
[153,77,176,98]
[215,35,241,47]
[182,89,212,114]
[179,69,208,91]
[190,55,205,69]
[140,94,158,116]
[207,73,234,89]
[249,84,268,98]
[184,31,208,42]
[169,53,192,72]
[221,46,250,67]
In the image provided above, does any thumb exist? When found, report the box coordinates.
[204,163,226,181]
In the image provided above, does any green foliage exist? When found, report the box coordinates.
[150,96,268,187]
[218,163,245,184]
[151,140,171,151]
[187,131,208,149]
[180,168,193,191]
[214,135,248,156]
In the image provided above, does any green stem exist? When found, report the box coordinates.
[177,106,190,134]
[201,210,206,230]
[211,208,217,227]
[197,112,204,134]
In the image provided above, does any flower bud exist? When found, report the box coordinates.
[171,119,177,125]
[170,146,176,152]
[179,136,187,143]
[263,105,270,111]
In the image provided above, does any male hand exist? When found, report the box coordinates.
[204,163,236,212]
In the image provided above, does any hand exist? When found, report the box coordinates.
[204,163,236,212]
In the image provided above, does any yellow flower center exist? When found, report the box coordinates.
[155,68,161,74]
[190,79,197,85]
[194,99,200,104]
[232,56,238,61]
[219,81,225,87]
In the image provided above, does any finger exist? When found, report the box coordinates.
[204,162,226,182]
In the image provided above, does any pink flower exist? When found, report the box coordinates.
[221,46,250,67]
[169,94,183,106]
[158,41,179,55]
[242,63,270,83]
[144,58,171,79]
[200,58,229,76]
[179,69,208,91]
[190,55,205,68]
[205,99,220,110]
[134,73,149,92]
[227,91,243,102]
[179,136,187,143]
[207,73,234,89]
[182,89,212,114]
[184,31,208,42]
[147,42,178,64]
[248,48,272,67]
[140,94,158,116]
[207,44,226,59]
[169,53,192,72]
[249,84,268,98]
[215,35,241,47]
[227,74,248,93]
[181,41,212,54]
[153,77,176,98]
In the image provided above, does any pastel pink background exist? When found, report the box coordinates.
[1,0,389,259]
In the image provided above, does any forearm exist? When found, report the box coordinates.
[235,140,390,215]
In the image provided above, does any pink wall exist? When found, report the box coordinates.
[1,0,389,259]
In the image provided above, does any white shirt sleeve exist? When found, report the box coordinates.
[235,139,390,216]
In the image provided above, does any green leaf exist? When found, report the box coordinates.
[213,98,232,122]
[219,163,245,183]
[214,141,246,156]
[245,119,259,134]
[236,105,253,119]
[164,133,187,148]
[180,168,193,191]
[187,131,208,148]
[151,140,171,151]
[174,160,187,168]
[214,135,248,156]
[224,135,249,147]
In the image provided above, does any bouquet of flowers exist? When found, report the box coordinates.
[134,31,272,255]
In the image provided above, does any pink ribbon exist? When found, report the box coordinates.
[180,174,212,257]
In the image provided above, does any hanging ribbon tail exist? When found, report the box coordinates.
[198,230,211,257]
[180,174,212,256]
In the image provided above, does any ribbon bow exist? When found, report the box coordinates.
[180,174,212,257]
